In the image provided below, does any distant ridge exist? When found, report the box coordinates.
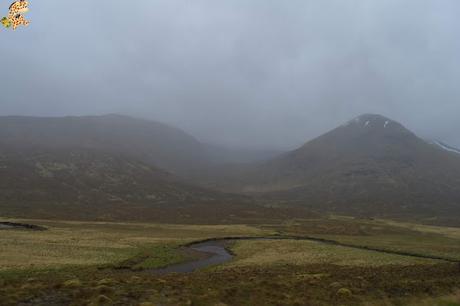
[214,114,460,218]
[0,114,208,176]
[1,113,460,222]
[0,114,284,175]
[428,140,460,155]
[0,115,304,223]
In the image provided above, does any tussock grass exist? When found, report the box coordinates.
[378,219,460,240]
[0,218,459,305]
[0,218,269,272]
[271,217,460,261]
[313,232,460,262]
[226,239,441,268]
[405,290,460,306]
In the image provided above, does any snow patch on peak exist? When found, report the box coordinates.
[343,117,361,127]
[343,114,399,129]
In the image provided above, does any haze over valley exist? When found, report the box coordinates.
[2,1,460,305]
[1,112,460,228]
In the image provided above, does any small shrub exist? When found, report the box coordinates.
[62,279,81,289]
[94,285,114,295]
[337,287,352,297]
[138,302,156,306]
[97,278,117,286]
[90,294,112,305]
[329,281,342,289]
[130,276,142,283]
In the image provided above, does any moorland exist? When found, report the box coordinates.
[1,216,460,305]
[1,114,460,305]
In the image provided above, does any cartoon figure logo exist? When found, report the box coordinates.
[2,0,30,30]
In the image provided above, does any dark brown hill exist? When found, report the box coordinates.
[0,115,315,222]
[0,147,308,223]
[0,114,209,177]
[0,114,284,176]
[217,114,460,218]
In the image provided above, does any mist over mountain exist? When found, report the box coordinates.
[3,1,460,150]
[209,114,460,218]
[3,3,460,304]
[0,114,277,177]
[0,115,303,222]
[1,113,460,222]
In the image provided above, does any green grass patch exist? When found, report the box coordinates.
[115,244,187,270]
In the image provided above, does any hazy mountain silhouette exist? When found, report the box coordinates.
[0,114,209,176]
[0,115,302,222]
[1,114,460,221]
[215,114,460,218]
[0,114,280,176]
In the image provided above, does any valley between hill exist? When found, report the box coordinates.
[1,114,460,305]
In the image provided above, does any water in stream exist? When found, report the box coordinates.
[151,240,233,274]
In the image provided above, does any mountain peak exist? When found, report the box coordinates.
[344,114,397,129]
[355,113,389,120]
[225,114,460,218]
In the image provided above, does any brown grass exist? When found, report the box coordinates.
[226,239,441,268]
[0,218,269,272]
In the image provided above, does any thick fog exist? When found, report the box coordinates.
[1,0,460,149]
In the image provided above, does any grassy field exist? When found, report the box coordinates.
[267,216,460,261]
[0,218,270,272]
[1,217,460,305]
[227,239,440,268]
[407,290,460,306]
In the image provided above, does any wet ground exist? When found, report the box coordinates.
[0,222,47,231]
[151,240,233,274]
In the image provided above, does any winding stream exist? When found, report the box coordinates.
[2,222,458,274]
[150,235,460,274]
[152,240,233,274]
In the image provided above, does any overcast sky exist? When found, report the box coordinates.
[2,0,460,149]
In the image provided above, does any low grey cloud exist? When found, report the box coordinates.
[2,0,460,149]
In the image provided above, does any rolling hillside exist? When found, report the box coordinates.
[0,114,209,177]
[0,115,309,223]
[216,114,460,218]
[2,114,460,221]
[0,147,268,222]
